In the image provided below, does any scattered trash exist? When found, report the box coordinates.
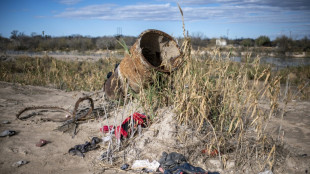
[163,163,207,174]
[100,112,147,139]
[106,72,113,79]
[225,160,235,169]
[104,29,183,99]
[158,152,207,174]
[100,151,108,160]
[2,120,10,124]
[120,163,129,170]
[12,160,28,167]
[202,147,218,157]
[158,152,187,169]
[258,170,273,174]
[100,125,114,133]
[0,130,16,137]
[131,159,160,172]
[208,159,222,169]
[102,135,112,142]
[68,137,101,158]
[99,149,114,162]
[36,139,48,147]
[301,154,307,157]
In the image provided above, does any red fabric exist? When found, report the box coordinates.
[115,125,127,139]
[100,112,147,139]
[100,125,114,133]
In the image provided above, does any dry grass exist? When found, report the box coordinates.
[0,56,121,91]
[134,35,283,171]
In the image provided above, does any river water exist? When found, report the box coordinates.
[230,57,310,70]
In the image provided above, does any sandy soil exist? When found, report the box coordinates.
[0,81,309,174]
[0,82,129,174]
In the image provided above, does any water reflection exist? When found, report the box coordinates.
[230,57,310,71]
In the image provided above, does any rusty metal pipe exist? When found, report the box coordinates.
[104,29,183,100]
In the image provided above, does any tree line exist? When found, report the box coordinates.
[189,33,310,52]
[1,30,310,52]
[0,30,136,52]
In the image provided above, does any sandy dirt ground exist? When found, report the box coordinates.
[268,101,310,155]
[0,81,309,174]
[0,82,130,174]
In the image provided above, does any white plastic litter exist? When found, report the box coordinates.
[0,130,16,137]
[131,159,160,171]
[12,160,28,167]
[102,135,112,142]
[2,120,10,124]
[258,170,273,174]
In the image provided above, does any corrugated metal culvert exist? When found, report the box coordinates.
[104,29,183,100]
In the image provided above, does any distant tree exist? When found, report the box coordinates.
[190,32,208,49]
[209,38,217,46]
[230,38,242,46]
[300,36,310,51]
[18,32,26,38]
[0,35,11,50]
[240,38,254,47]
[255,36,271,46]
[10,30,19,39]
[274,35,293,52]
[31,32,38,37]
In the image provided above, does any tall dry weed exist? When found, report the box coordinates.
[136,34,281,170]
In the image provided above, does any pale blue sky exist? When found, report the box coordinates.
[0,0,309,40]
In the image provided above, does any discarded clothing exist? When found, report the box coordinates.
[0,130,16,137]
[68,137,101,157]
[159,152,187,170]
[163,163,207,174]
[100,112,147,139]
[158,152,207,174]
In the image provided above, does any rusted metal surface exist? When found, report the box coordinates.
[104,29,183,100]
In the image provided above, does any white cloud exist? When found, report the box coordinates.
[177,0,310,11]
[55,3,182,20]
[54,2,310,24]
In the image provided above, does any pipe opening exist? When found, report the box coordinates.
[140,32,180,68]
